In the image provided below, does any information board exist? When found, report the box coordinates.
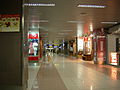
[0,14,20,32]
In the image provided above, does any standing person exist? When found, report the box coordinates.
[29,42,34,55]
[33,41,38,56]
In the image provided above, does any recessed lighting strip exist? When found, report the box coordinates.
[30,20,49,23]
[24,3,55,7]
[101,22,118,24]
[67,21,84,23]
[77,5,106,8]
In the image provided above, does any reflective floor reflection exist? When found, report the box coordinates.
[31,54,120,90]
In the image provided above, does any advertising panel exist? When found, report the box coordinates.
[0,14,20,32]
[77,37,83,51]
[97,36,106,64]
[28,31,39,61]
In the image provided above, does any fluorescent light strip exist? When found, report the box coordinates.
[67,21,84,23]
[77,5,106,8]
[30,20,49,23]
[24,3,55,7]
[101,22,118,24]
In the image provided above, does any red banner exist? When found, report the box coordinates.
[28,33,39,39]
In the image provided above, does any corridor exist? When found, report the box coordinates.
[31,54,120,90]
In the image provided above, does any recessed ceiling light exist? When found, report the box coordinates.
[67,21,84,23]
[101,21,118,24]
[77,4,106,8]
[24,3,55,7]
[30,20,49,23]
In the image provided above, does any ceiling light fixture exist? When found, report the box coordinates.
[24,3,55,7]
[67,21,84,23]
[30,20,49,23]
[77,4,106,8]
[101,21,118,24]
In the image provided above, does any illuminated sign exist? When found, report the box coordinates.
[84,37,88,42]
[110,52,118,65]
[28,31,39,61]
[77,37,83,51]
[28,32,39,39]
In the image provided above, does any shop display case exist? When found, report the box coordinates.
[110,52,119,66]
[82,37,92,61]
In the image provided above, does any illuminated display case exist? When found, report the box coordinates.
[82,37,92,61]
[77,37,83,52]
[83,37,92,55]
[110,52,119,66]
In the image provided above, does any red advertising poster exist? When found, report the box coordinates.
[97,36,106,64]
[28,33,39,39]
[28,32,39,62]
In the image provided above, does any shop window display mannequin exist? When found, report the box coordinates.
[33,41,38,56]
[29,42,34,55]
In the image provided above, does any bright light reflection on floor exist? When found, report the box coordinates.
[54,64,59,66]
[90,85,93,90]
[33,63,37,66]
[111,67,117,80]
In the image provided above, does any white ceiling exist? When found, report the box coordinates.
[24,0,120,42]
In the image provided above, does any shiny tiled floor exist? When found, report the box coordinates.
[31,54,120,90]
[28,63,41,90]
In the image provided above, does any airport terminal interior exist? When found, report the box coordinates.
[0,0,120,90]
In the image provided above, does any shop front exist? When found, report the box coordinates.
[107,34,120,66]
[106,25,120,66]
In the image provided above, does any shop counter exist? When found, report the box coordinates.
[82,54,92,61]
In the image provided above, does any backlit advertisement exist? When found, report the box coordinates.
[97,36,106,64]
[77,37,83,51]
[28,31,39,61]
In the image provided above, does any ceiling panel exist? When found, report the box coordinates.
[24,0,120,42]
